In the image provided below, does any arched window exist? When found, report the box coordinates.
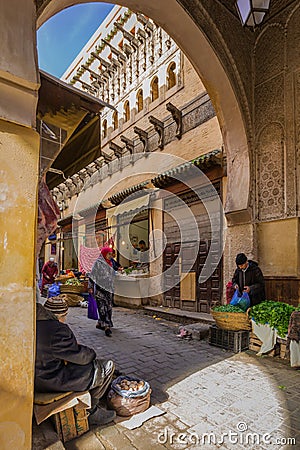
[137,89,143,113]
[112,111,118,131]
[150,77,159,102]
[167,62,176,90]
[102,119,107,139]
[124,100,130,122]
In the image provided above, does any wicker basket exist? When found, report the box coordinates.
[60,284,84,294]
[211,309,251,331]
[55,275,72,284]
[64,293,82,307]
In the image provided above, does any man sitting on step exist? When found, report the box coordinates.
[35,297,116,426]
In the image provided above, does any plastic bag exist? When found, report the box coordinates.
[107,376,151,416]
[230,290,250,311]
[48,283,60,298]
[87,293,99,320]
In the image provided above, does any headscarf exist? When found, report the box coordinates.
[89,250,115,293]
[100,247,113,266]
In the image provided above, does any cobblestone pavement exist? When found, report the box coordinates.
[33,307,300,450]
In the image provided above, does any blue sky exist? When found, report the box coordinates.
[37,3,114,78]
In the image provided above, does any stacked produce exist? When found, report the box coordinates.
[115,379,145,392]
[107,376,151,416]
[213,305,245,313]
[211,304,251,331]
[65,278,82,286]
[250,301,299,338]
[60,276,84,295]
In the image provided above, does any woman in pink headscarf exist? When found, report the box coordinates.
[88,247,114,337]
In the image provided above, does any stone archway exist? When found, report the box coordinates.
[37,0,251,217]
[0,1,253,448]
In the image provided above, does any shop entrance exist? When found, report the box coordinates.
[163,184,222,312]
[163,240,222,313]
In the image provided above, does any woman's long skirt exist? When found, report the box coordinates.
[95,288,113,328]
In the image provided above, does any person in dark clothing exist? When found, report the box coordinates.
[40,257,58,293]
[110,249,123,272]
[35,297,116,426]
[89,247,115,337]
[232,253,266,306]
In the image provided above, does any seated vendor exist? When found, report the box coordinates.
[35,297,116,426]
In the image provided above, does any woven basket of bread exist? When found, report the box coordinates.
[60,284,84,294]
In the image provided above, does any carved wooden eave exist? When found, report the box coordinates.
[109,142,126,159]
[133,126,149,152]
[149,115,165,149]
[114,22,140,50]
[166,102,182,139]
[120,135,135,154]
[102,39,126,63]
[91,52,111,69]
[81,65,103,83]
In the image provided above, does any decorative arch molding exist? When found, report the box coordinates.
[286,1,300,29]
[254,23,285,87]
[36,0,251,217]
[255,122,285,221]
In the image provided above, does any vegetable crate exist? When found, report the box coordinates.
[51,405,89,443]
[277,337,288,359]
[250,333,285,358]
[209,326,249,353]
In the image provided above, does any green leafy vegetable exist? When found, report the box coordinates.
[65,278,82,286]
[250,301,295,338]
[213,305,245,313]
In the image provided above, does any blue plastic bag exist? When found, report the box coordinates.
[230,289,240,306]
[88,293,99,320]
[48,283,60,298]
[230,290,250,311]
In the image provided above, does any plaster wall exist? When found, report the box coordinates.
[257,219,299,277]
[0,0,39,128]
[0,120,39,450]
[222,222,256,302]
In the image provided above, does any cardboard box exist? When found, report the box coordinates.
[51,404,89,443]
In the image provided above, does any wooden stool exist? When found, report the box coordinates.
[34,391,90,443]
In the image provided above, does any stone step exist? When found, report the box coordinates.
[143,305,215,326]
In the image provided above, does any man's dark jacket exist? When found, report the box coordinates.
[35,303,96,392]
[232,260,266,306]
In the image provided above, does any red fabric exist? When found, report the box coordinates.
[41,261,58,290]
[104,236,115,248]
[101,247,113,266]
[226,281,235,304]
[37,178,60,257]
[79,245,100,273]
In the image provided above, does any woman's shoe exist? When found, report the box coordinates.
[96,324,105,330]
[105,327,112,337]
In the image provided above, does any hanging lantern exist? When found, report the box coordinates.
[236,0,271,28]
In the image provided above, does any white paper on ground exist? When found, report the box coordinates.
[120,406,166,429]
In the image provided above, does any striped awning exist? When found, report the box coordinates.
[106,194,150,218]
